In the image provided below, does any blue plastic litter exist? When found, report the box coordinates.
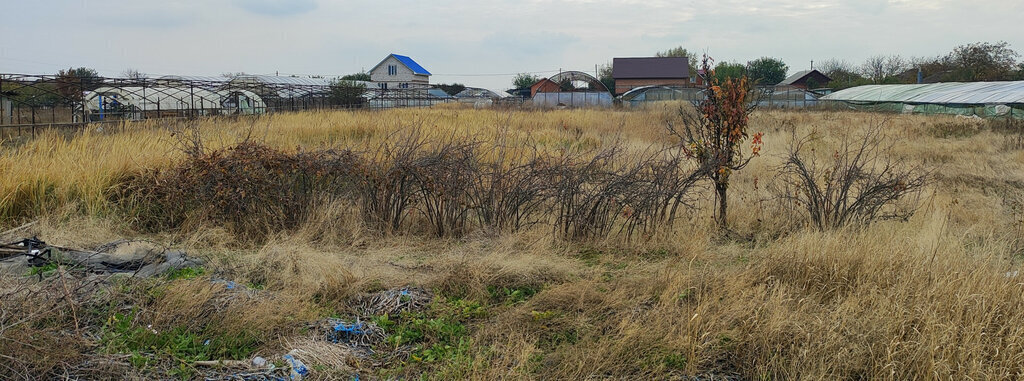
[283,353,308,380]
[328,321,366,344]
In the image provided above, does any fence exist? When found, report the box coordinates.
[0,73,451,138]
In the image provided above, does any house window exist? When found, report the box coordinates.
[388,65,397,76]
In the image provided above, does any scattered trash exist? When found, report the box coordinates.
[1006,270,1019,278]
[358,286,432,316]
[194,351,310,381]
[310,318,385,348]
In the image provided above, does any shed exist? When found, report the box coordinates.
[777,70,831,90]
[612,57,691,95]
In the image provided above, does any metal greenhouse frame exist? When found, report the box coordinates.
[823,81,1024,119]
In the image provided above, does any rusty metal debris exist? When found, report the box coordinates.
[0,237,203,278]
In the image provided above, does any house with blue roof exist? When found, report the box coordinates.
[368,54,431,89]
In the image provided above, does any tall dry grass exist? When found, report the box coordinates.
[3,105,1024,379]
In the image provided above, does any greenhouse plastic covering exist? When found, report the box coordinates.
[823,81,1024,104]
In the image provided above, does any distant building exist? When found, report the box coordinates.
[611,57,692,95]
[777,69,831,90]
[530,78,561,97]
[368,54,431,90]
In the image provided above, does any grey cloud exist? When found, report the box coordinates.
[233,0,317,16]
[481,31,580,57]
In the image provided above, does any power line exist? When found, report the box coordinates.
[269,69,567,78]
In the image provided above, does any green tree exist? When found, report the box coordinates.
[713,62,746,83]
[945,41,1020,81]
[329,80,367,108]
[435,83,466,96]
[55,67,102,105]
[512,73,540,90]
[597,62,614,93]
[340,72,371,81]
[655,46,699,74]
[745,57,789,86]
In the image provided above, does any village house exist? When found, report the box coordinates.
[611,57,692,95]
[368,54,431,90]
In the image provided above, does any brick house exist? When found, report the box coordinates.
[611,57,692,95]
[529,78,562,97]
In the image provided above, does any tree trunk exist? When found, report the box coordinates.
[715,181,728,229]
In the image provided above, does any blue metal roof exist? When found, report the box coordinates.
[392,54,431,75]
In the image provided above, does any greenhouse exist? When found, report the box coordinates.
[619,86,703,107]
[823,81,1024,119]
[84,86,265,120]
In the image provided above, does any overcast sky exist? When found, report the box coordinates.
[1,0,1021,90]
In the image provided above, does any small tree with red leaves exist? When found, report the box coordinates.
[669,54,762,229]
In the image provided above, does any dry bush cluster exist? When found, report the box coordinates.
[121,142,357,241]
[122,116,932,242]
[123,128,711,242]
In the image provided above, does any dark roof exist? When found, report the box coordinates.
[612,57,690,79]
[427,88,453,98]
[370,54,431,76]
[777,69,831,86]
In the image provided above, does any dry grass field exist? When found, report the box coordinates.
[2,104,1024,380]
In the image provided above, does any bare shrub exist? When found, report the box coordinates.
[412,134,480,238]
[773,124,929,230]
[468,132,551,234]
[349,130,429,234]
[549,144,625,240]
[618,147,705,239]
[549,143,703,241]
